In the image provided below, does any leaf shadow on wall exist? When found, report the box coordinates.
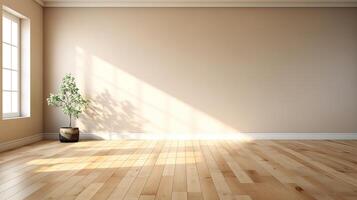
[79,90,147,135]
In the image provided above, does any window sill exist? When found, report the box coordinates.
[2,116,30,120]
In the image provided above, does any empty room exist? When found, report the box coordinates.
[0,0,357,199]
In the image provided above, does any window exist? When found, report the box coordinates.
[2,7,30,119]
[2,11,20,118]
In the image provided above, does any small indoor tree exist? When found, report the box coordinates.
[47,74,89,142]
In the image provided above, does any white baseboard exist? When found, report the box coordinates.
[0,134,43,152]
[247,133,357,140]
[43,132,357,141]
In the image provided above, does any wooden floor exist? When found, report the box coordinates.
[0,140,357,200]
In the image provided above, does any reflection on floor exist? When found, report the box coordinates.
[0,140,356,200]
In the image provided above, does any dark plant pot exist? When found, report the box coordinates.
[59,127,79,142]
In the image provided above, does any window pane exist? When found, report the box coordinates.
[12,71,18,91]
[3,91,11,113]
[3,69,11,90]
[2,17,11,44]
[3,43,11,68]
[12,46,18,70]
[11,92,19,113]
[11,21,18,46]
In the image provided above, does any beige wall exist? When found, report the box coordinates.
[0,0,43,143]
[44,8,357,135]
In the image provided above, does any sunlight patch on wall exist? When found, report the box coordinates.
[74,47,250,140]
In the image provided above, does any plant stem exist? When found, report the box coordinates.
[69,115,72,127]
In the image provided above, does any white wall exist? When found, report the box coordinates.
[44,8,357,137]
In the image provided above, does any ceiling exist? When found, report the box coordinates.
[36,0,357,7]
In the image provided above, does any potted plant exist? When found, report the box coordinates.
[47,74,89,142]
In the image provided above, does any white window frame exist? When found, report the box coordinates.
[2,10,21,119]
